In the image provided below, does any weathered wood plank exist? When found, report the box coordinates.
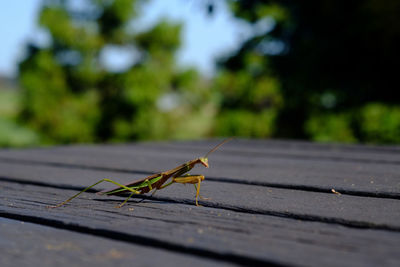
[5,138,400,164]
[0,160,399,228]
[168,139,400,162]
[21,138,400,161]
[1,140,399,266]
[0,217,234,267]
[1,181,399,267]
[0,140,399,197]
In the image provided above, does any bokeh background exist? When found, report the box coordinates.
[1,0,399,147]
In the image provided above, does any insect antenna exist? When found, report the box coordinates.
[204,138,233,158]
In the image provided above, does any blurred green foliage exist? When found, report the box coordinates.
[0,89,40,147]
[359,103,400,144]
[305,103,400,144]
[305,112,357,143]
[217,0,400,144]
[17,0,216,145]
[213,63,282,137]
[3,0,399,147]
[19,0,216,146]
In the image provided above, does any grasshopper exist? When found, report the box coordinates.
[48,138,232,208]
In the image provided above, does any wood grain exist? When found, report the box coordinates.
[1,139,399,266]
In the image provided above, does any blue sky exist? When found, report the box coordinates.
[0,0,248,77]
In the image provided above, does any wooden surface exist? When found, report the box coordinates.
[0,139,399,267]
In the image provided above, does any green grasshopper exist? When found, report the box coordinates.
[48,138,232,208]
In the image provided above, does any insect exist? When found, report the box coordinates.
[48,138,232,208]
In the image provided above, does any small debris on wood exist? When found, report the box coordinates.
[331,189,341,195]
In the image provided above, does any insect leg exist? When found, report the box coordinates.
[116,192,137,208]
[194,184,210,200]
[137,188,158,204]
[48,178,140,208]
[157,179,175,190]
[145,179,153,190]
[172,175,205,206]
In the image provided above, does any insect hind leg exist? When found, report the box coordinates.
[48,178,140,208]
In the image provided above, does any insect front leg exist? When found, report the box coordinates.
[172,175,205,206]
[194,183,210,201]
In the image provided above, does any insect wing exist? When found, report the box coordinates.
[99,173,162,195]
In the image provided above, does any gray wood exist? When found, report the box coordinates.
[1,181,400,267]
[0,161,399,229]
[0,217,234,267]
[0,140,399,198]
[1,139,400,266]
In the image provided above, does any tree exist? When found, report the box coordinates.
[19,0,216,144]
[216,0,400,143]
